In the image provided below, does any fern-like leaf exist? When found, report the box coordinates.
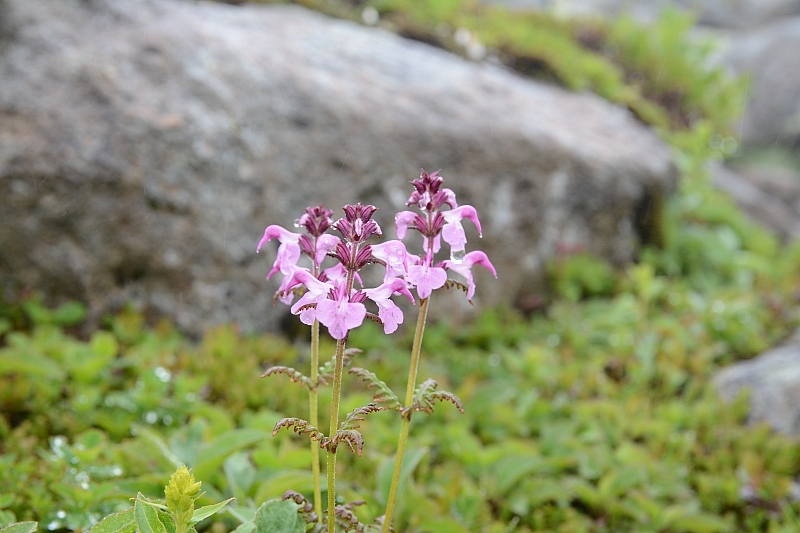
[272,417,326,443]
[261,366,312,388]
[321,429,363,455]
[273,285,305,305]
[443,279,474,304]
[340,403,384,432]
[334,501,367,532]
[349,367,401,409]
[318,348,362,384]
[283,490,323,531]
[321,404,383,456]
[404,378,464,419]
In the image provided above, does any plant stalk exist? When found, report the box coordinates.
[310,318,323,523]
[381,296,430,533]
[327,336,347,533]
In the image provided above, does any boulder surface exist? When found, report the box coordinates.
[0,0,676,334]
[714,329,800,437]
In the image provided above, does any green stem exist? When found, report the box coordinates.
[310,319,323,523]
[327,337,347,533]
[382,297,430,533]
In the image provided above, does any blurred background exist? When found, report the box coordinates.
[2,0,800,532]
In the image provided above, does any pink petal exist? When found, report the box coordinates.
[257,224,300,253]
[395,211,417,239]
[315,234,340,266]
[376,300,403,334]
[317,299,366,340]
[443,205,482,237]
[407,265,447,299]
[443,251,496,300]
[442,221,467,253]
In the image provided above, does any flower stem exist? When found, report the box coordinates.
[327,336,347,533]
[382,296,430,533]
[310,319,323,523]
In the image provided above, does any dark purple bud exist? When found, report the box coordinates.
[428,170,443,194]
[355,244,374,270]
[299,204,334,238]
[333,240,352,266]
[350,290,367,304]
[413,213,428,235]
[298,234,314,257]
[333,218,353,240]
[430,212,445,236]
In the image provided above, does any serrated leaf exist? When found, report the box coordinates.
[189,498,235,526]
[87,508,135,533]
[0,522,38,533]
[261,366,311,388]
[134,494,168,533]
[348,367,400,409]
[253,499,304,533]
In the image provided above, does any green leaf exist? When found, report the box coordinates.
[194,429,271,480]
[53,301,87,325]
[87,508,135,533]
[252,499,304,533]
[0,351,63,378]
[133,426,184,469]
[378,447,428,506]
[231,523,254,533]
[90,331,119,360]
[671,514,732,533]
[253,471,315,503]
[493,455,547,494]
[224,453,255,502]
[134,494,168,533]
[417,517,469,533]
[0,522,38,533]
[189,498,235,526]
[0,494,13,509]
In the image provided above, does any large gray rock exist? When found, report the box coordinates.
[711,163,800,242]
[726,16,800,147]
[0,0,676,335]
[714,329,800,436]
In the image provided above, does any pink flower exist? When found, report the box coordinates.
[442,205,482,256]
[371,240,411,283]
[315,234,340,266]
[442,251,497,301]
[316,285,367,340]
[257,225,302,280]
[363,279,415,334]
[395,211,418,240]
[407,260,447,299]
[287,270,334,325]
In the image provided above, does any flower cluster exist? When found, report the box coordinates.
[257,170,496,339]
[396,169,496,300]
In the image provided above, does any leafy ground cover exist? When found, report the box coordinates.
[4,1,800,532]
[2,180,800,532]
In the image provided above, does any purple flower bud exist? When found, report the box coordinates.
[298,205,334,238]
